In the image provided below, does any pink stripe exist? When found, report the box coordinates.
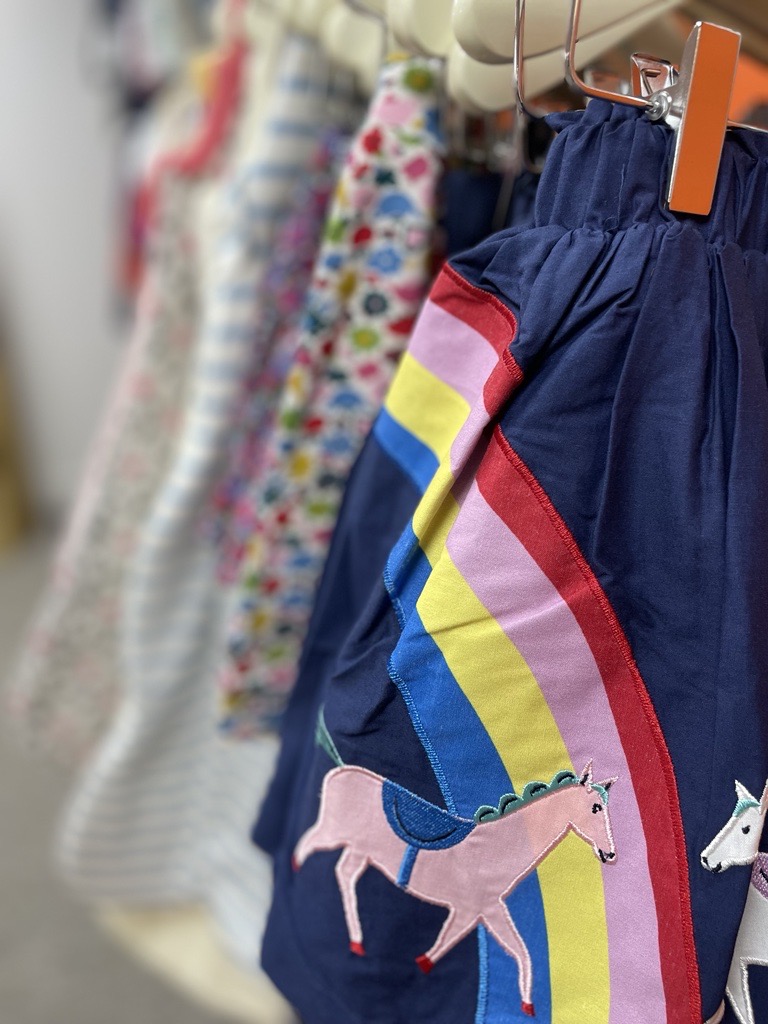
[449,400,495,481]
[446,480,667,1023]
[407,298,503,482]
[408,299,498,405]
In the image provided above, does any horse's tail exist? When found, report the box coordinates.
[316,706,344,767]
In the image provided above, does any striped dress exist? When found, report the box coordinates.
[56,35,350,968]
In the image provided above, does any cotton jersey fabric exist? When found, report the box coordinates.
[255,101,768,1024]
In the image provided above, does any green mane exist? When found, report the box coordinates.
[733,798,760,818]
[473,770,583,824]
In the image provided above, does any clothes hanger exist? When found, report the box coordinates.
[447,41,515,112]
[517,0,767,216]
[387,0,454,58]
[455,0,685,63]
[344,0,389,60]
[512,0,686,112]
[685,1,768,64]
[321,3,385,95]
[566,0,758,216]
[455,0,682,96]
[453,0,514,64]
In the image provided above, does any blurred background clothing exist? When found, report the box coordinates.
[3,4,768,1024]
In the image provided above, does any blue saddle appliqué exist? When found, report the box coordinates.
[382,780,476,888]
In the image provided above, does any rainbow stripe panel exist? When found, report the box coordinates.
[372,265,699,1024]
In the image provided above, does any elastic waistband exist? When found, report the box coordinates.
[537,100,768,250]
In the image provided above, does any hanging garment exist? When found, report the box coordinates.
[56,36,348,970]
[207,127,351,583]
[5,27,252,764]
[440,164,539,258]
[255,101,768,1024]
[218,56,446,736]
[4,86,224,763]
[255,157,543,859]
[503,167,540,230]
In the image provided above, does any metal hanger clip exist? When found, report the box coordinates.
[517,0,767,218]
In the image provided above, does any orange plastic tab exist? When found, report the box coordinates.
[668,22,741,216]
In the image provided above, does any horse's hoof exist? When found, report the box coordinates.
[349,942,366,957]
[522,1002,535,1017]
[291,855,300,873]
[416,955,434,975]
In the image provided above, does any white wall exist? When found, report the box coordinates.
[0,0,121,519]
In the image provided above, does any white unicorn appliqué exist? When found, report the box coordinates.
[701,779,768,1024]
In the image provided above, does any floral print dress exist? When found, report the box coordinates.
[5,160,205,764]
[207,127,351,583]
[218,57,446,736]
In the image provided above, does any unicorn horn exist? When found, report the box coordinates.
[735,780,757,804]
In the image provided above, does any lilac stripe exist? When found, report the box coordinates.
[409,299,498,404]
[447,480,667,1024]
[449,399,495,481]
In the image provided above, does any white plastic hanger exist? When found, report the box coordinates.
[446,40,514,112]
[563,0,756,215]
[514,0,765,216]
[452,0,510,63]
[387,0,454,58]
[454,0,682,95]
[321,4,385,94]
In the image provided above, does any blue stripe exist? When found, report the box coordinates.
[199,361,246,381]
[390,564,553,1023]
[215,282,256,302]
[380,424,553,1020]
[397,845,419,887]
[475,926,489,1024]
[384,523,431,631]
[266,119,319,138]
[244,203,293,221]
[186,424,230,447]
[210,323,256,342]
[276,76,325,93]
[198,394,236,414]
[373,409,439,493]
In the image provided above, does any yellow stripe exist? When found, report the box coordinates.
[384,351,468,461]
[417,542,610,1023]
[385,351,611,1021]
[384,353,469,549]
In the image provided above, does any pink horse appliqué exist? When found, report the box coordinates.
[293,761,618,1017]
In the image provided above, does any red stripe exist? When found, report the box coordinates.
[483,348,524,418]
[477,430,701,1024]
[431,263,518,356]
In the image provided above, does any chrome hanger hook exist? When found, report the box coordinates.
[564,0,648,111]
[513,0,538,119]
[514,0,564,121]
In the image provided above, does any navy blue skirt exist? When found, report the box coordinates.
[255,101,768,1024]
